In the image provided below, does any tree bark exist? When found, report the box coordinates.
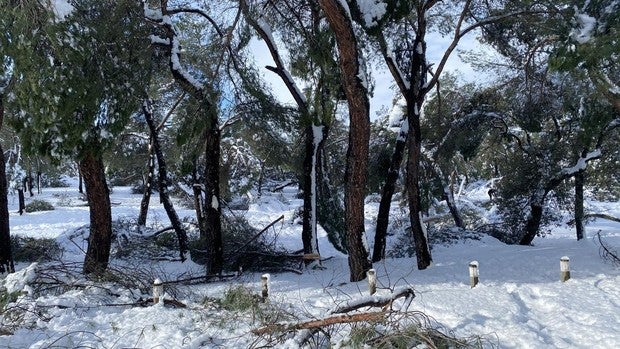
[202,114,223,275]
[520,202,544,245]
[319,0,372,281]
[80,149,113,275]
[302,124,325,260]
[406,112,432,269]
[574,170,585,240]
[27,168,34,196]
[0,94,15,274]
[373,136,406,262]
[143,100,188,261]
[17,189,25,215]
[137,142,155,226]
[78,164,83,194]
[37,170,42,194]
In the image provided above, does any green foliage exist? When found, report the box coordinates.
[368,116,397,194]
[11,236,62,262]
[550,0,619,73]
[339,312,485,349]
[4,0,151,161]
[219,285,261,312]
[154,231,178,250]
[24,199,55,213]
[0,290,19,311]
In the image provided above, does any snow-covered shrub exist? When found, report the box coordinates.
[24,199,55,213]
[428,226,482,246]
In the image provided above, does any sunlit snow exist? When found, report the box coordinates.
[0,180,618,348]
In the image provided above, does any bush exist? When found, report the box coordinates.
[11,236,62,262]
[219,285,262,312]
[24,200,55,213]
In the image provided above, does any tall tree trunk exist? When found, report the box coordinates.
[406,110,432,269]
[143,101,188,261]
[80,149,113,275]
[574,170,585,240]
[373,131,407,262]
[37,170,42,194]
[78,164,83,194]
[17,189,25,215]
[156,0,222,274]
[137,143,155,226]
[191,159,205,230]
[319,0,372,282]
[27,167,34,196]
[202,116,223,275]
[0,95,15,274]
[302,124,325,260]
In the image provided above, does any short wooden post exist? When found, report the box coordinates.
[469,261,479,288]
[261,273,270,301]
[560,256,570,282]
[367,269,377,295]
[153,278,163,304]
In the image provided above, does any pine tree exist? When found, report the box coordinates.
[3,0,150,274]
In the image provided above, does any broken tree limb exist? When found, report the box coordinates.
[252,286,416,337]
[231,215,284,255]
[585,213,620,223]
[568,213,620,225]
[252,311,387,335]
[596,231,620,265]
[332,286,416,314]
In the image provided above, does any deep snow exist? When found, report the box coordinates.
[1,181,619,348]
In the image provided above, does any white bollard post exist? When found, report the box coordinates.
[367,269,377,295]
[153,278,163,304]
[560,256,570,282]
[469,261,479,288]
[261,273,270,301]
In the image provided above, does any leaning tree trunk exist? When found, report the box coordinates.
[443,173,465,229]
[137,142,155,226]
[143,101,188,260]
[0,95,15,274]
[574,170,585,240]
[202,115,223,275]
[520,202,544,246]
[319,0,372,282]
[80,149,113,275]
[406,112,433,269]
[373,131,407,262]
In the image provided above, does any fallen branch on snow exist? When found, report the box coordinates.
[252,286,415,337]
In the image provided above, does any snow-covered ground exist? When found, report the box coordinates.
[1,182,619,348]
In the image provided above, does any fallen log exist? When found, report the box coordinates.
[332,286,416,314]
[253,311,386,335]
